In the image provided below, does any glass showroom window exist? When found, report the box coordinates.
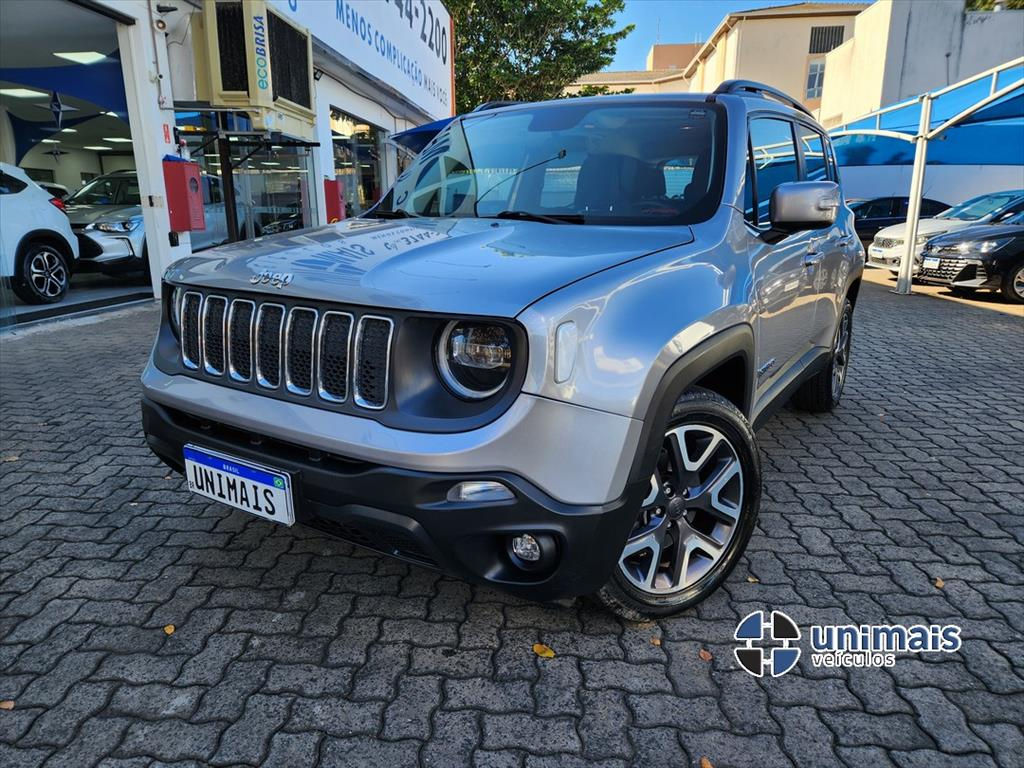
[332,109,385,217]
[806,60,826,100]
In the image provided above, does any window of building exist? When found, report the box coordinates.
[749,117,799,226]
[809,25,844,54]
[806,59,826,100]
[23,168,55,183]
[331,108,385,217]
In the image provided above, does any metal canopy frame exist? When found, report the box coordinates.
[832,57,1024,295]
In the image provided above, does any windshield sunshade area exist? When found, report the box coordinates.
[936,190,1023,221]
[373,101,726,226]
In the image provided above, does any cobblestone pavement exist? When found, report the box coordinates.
[1,281,1022,768]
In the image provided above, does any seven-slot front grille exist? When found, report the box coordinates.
[178,290,393,411]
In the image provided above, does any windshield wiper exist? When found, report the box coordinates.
[366,209,419,219]
[475,149,568,208]
[489,210,584,225]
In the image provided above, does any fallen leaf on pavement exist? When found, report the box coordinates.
[0,700,14,710]
[700,757,715,768]
[698,648,713,662]
[650,637,662,646]
[746,575,760,583]
[0,456,18,463]
[532,643,555,658]
[163,625,175,635]
[934,577,945,589]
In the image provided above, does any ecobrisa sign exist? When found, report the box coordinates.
[268,0,454,121]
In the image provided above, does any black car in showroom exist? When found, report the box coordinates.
[919,210,1024,303]
[849,195,949,245]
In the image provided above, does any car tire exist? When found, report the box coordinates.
[792,297,853,413]
[593,388,762,620]
[1001,262,1024,304]
[12,241,71,304]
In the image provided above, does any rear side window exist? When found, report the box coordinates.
[0,172,28,195]
[749,117,799,226]
[921,199,948,216]
[797,125,836,181]
[856,198,894,219]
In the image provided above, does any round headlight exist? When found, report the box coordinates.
[437,321,513,399]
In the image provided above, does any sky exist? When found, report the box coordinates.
[606,0,838,71]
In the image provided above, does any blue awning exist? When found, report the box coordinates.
[391,116,455,154]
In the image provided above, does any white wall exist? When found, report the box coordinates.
[19,145,105,191]
[820,0,1024,127]
[839,164,1024,206]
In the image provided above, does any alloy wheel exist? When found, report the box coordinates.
[1013,266,1024,300]
[831,308,851,401]
[29,249,68,299]
[618,424,744,594]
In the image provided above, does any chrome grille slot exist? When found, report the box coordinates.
[255,303,285,389]
[285,307,318,395]
[354,315,394,410]
[180,291,203,370]
[317,311,353,403]
[228,299,255,381]
[201,296,227,375]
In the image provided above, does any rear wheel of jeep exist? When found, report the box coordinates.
[594,388,761,620]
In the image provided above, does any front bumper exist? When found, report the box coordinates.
[142,397,645,601]
[72,228,144,271]
[917,255,999,289]
[866,244,921,274]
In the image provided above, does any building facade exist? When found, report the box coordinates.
[818,0,1024,127]
[565,44,698,95]
[681,2,866,115]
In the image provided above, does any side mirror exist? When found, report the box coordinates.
[765,181,840,243]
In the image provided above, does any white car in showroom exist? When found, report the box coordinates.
[0,162,79,304]
[867,189,1024,274]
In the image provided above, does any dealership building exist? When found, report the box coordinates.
[0,0,453,320]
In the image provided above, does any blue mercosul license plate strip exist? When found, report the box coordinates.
[183,446,288,490]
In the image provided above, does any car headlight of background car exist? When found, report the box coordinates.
[437,321,513,399]
[954,238,1013,255]
[91,217,142,233]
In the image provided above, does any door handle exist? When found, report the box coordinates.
[804,252,824,268]
[837,237,854,249]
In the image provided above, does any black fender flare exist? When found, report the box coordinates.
[626,323,755,486]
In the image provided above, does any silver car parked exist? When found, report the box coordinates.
[141,82,864,619]
[66,170,243,275]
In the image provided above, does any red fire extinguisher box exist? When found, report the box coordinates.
[163,158,205,232]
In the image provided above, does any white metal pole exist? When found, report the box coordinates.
[895,94,932,296]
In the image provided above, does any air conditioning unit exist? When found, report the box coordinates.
[193,0,315,140]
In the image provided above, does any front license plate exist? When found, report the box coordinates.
[869,247,884,257]
[183,445,294,525]
[923,256,941,270]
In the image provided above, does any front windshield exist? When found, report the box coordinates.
[373,101,725,226]
[935,191,1023,221]
[67,175,141,206]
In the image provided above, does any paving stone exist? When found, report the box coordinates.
[2,277,1022,766]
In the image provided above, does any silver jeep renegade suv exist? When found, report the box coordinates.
[142,82,864,619]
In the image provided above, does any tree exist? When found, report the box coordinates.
[446,0,634,114]
[965,0,1024,9]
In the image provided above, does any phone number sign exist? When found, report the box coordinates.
[269,0,454,121]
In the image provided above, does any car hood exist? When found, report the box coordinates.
[875,217,972,240]
[928,223,1024,245]
[165,217,695,317]
[65,203,142,225]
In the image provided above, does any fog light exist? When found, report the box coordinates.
[447,480,514,503]
[511,534,542,562]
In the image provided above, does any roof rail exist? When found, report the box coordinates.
[710,80,813,117]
